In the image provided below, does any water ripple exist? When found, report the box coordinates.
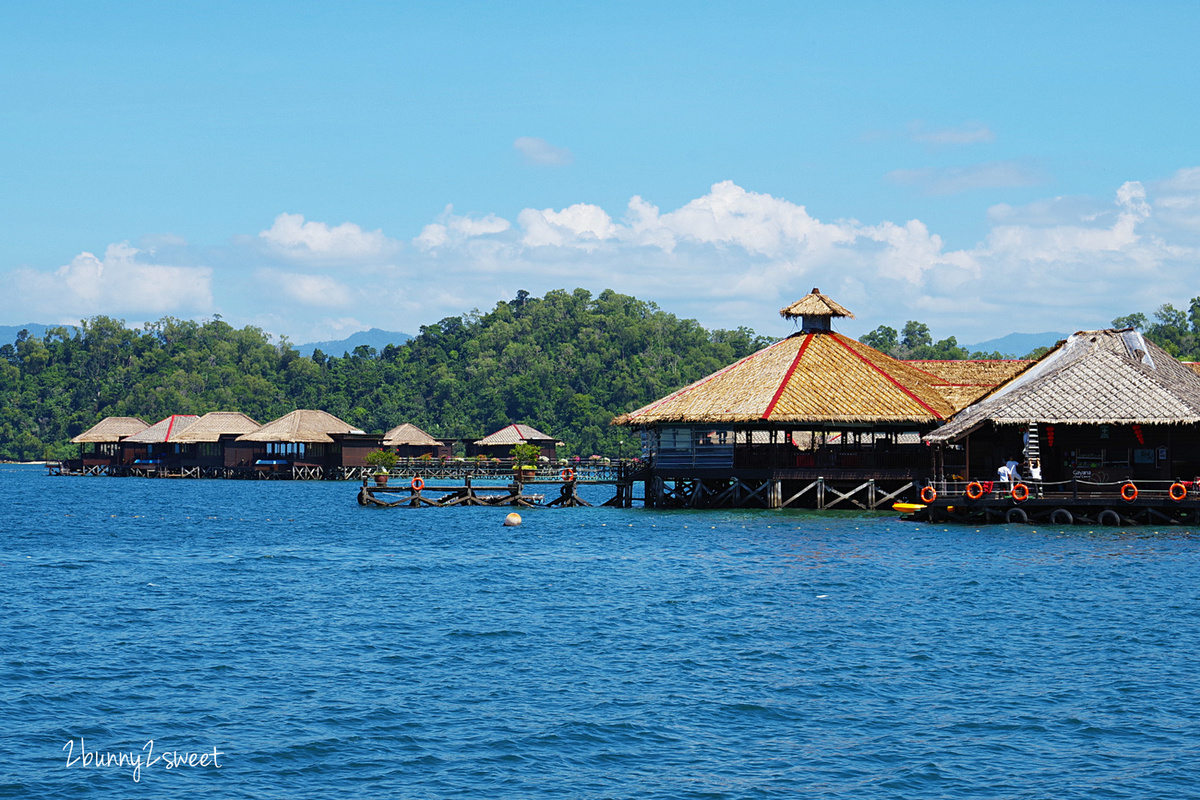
[3,466,1200,798]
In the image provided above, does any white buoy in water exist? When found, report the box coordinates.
[504,512,522,527]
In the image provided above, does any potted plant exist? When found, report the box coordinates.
[365,449,398,486]
[511,443,540,480]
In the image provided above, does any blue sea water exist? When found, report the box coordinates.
[3,463,1200,799]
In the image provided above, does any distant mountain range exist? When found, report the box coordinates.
[964,332,1068,358]
[293,328,413,357]
[0,323,62,343]
[0,323,1064,359]
[0,323,412,358]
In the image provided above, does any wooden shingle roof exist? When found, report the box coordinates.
[906,359,1034,413]
[71,416,150,443]
[171,412,261,443]
[927,329,1200,442]
[614,330,954,426]
[382,422,439,447]
[475,423,556,446]
[237,409,363,443]
[122,415,200,444]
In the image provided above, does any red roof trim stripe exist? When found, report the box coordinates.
[829,335,945,420]
[762,334,813,420]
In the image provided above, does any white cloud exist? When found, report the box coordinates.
[259,213,399,262]
[7,242,212,320]
[627,181,857,257]
[910,122,996,146]
[15,173,1200,348]
[513,136,574,166]
[415,206,511,250]
[257,269,352,308]
[519,203,617,249]
[887,161,1045,195]
[373,176,1200,344]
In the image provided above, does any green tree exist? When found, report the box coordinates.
[861,325,898,354]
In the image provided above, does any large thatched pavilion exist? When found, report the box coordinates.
[612,289,1006,508]
[926,328,1200,486]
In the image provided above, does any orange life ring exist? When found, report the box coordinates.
[1120,482,1138,502]
[965,481,985,500]
[561,468,576,482]
[919,486,937,504]
[1011,483,1030,502]
[411,476,425,491]
[1170,482,1188,502]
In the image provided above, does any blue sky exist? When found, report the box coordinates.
[4,1,1200,345]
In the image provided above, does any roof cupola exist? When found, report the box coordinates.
[779,287,855,332]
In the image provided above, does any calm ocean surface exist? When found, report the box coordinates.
[3,463,1200,798]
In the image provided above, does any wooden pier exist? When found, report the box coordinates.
[357,475,593,508]
[643,470,917,510]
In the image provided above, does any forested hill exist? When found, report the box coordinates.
[0,288,772,461]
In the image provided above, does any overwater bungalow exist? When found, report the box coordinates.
[925,328,1200,485]
[69,416,149,474]
[612,289,1025,509]
[171,411,262,473]
[469,423,559,461]
[235,409,381,478]
[382,423,449,459]
[119,414,200,473]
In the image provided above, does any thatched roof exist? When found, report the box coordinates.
[926,329,1200,443]
[123,415,200,444]
[779,288,854,320]
[906,359,1034,413]
[237,409,364,443]
[71,416,150,443]
[613,330,955,426]
[475,423,556,446]
[383,422,439,447]
[171,412,261,443]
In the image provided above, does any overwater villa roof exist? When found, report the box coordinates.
[122,414,200,444]
[926,329,1200,443]
[171,411,262,443]
[613,329,956,427]
[906,359,1034,413]
[71,416,150,443]
[237,409,364,443]
[382,422,440,447]
[475,423,556,446]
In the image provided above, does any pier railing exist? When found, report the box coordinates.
[928,477,1197,502]
[347,458,633,483]
[50,457,640,482]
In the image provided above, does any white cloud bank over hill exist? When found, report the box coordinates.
[5,174,1200,343]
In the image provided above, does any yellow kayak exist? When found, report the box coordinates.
[893,502,926,514]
